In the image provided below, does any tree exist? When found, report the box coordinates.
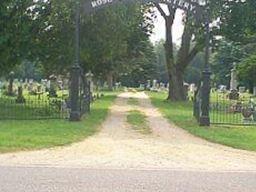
[237,54,256,93]
[210,40,246,87]
[154,40,168,83]
[0,0,36,75]
[154,3,205,101]
[218,0,256,44]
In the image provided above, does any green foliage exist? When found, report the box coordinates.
[119,40,157,87]
[185,52,204,84]
[218,0,256,43]
[1,1,154,81]
[237,54,256,92]
[154,40,168,83]
[149,91,256,151]
[0,91,117,153]
[211,40,246,86]
[128,97,139,106]
[127,110,151,135]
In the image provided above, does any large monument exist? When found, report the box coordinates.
[230,68,238,91]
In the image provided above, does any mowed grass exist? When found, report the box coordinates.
[0,91,117,153]
[149,92,256,151]
[127,110,151,134]
[127,97,139,106]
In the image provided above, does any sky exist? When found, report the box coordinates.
[150,5,185,45]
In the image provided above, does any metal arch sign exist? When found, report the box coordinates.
[82,0,204,20]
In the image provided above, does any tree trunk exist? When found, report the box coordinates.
[155,4,199,101]
[164,14,186,101]
[168,67,187,101]
[106,71,113,91]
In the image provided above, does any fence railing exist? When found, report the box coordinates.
[0,90,69,120]
[210,91,256,125]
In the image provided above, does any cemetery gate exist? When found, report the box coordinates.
[69,0,212,125]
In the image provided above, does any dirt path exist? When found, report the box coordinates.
[0,91,256,171]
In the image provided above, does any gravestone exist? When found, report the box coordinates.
[16,86,26,103]
[7,71,15,96]
[253,87,256,96]
[28,81,34,93]
[228,89,239,100]
[86,71,94,93]
[139,84,144,90]
[49,75,58,97]
[159,83,166,91]
[230,68,238,90]
[189,84,196,93]
[146,80,151,90]
[218,85,227,93]
[239,86,246,93]
[242,107,253,123]
[183,83,189,99]
[151,80,158,92]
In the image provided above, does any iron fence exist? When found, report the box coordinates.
[0,79,70,120]
[210,91,256,125]
[79,73,91,116]
[0,95,69,120]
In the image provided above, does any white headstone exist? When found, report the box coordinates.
[189,84,196,92]
[218,85,227,93]
[253,87,256,96]
[146,80,151,89]
[152,80,157,89]
[230,68,238,90]
[239,86,246,93]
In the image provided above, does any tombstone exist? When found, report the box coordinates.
[57,80,63,90]
[151,80,158,92]
[37,85,44,99]
[48,75,58,97]
[242,107,253,123]
[63,78,69,90]
[230,68,238,90]
[146,80,151,90]
[159,83,166,91]
[183,82,189,99]
[228,89,239,100]
[189,84,196,93]
[7,71,15,96]
[41,79,47,92]
[86,71,94,93]
[16,86,26,103]
[239,86,246,93]
[253,87,256,96]
[28,81,34,93]
[46,80,51,90]
[139,84,144,90]
[218,85,227,93]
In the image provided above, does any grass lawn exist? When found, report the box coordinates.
[127,97,139,106]
[149,91,256,151]
[127,110,151,135]
[0,91,117,153]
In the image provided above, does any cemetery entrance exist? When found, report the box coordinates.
[0,0,211,124]
[78,0,212,125]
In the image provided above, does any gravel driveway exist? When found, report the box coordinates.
[0,91,256,171]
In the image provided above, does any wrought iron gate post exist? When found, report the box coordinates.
[199,5,211,126]
[70,0,81,121]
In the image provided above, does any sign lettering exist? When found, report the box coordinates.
[83,0,202,14]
